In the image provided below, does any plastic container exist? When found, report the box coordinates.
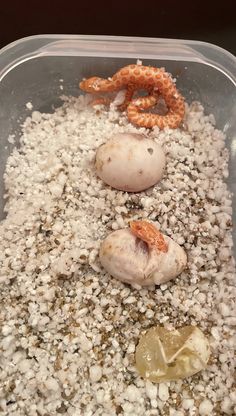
[0,34,236,245]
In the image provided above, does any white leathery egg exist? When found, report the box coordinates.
[99,227,187,287]
[95,133,166,192]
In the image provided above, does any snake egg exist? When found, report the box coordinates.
[95,133,166,192]
[99,226,187,287]
[135,325,210,382]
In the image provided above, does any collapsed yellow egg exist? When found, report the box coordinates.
[95,133,166,192]
[135,325,210,383]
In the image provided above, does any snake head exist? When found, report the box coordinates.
[130,220,168,253]
[79,77,103,93]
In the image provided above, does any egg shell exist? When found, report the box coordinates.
[135,325,210,383]
[95,133,166,192]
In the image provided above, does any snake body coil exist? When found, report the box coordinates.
[80,64,185,129]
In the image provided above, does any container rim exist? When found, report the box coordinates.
[0,34,236,85]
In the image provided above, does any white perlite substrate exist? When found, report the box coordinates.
[0,96,236,416]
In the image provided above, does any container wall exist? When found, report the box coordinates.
[0,52,236,249]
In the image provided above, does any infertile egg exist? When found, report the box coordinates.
[95,133,166,192]
[135,325,210,382]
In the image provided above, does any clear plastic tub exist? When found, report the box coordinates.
[0,34,236,244]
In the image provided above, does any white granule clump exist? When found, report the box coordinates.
[26,101,33,110]
[218,302,230,316]
[125,385,140,402]
[127,342,136,354]
[158,383,169,401]
[182,398,194,410]
[89,365,102,382]
[44,377,60,391]
[18,359,32,373]
[170,410,185,416]
[146,380,158,400]
[0,96,235,415]
[2,324,12,336]
[8,134,15,144]
[111,90,126,108]
[199,399,214,415]
[221,396,233,414]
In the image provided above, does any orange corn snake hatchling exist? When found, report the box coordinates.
[79,64,185,129]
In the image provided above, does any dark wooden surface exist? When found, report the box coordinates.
[0,0,235,55]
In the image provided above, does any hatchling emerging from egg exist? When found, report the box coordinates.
[99,220,187,287]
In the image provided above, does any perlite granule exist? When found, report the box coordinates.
[0,96,235,415]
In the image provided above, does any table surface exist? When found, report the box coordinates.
[0,0,235,55]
